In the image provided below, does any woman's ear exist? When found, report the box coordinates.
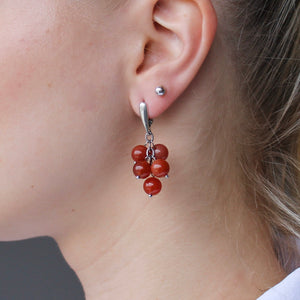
[128,0,217,118]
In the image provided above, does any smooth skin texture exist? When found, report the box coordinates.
[0,0,286,299]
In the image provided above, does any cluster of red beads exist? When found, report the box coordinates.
[131,144,169,197]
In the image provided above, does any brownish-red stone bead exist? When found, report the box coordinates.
[154,144,168,160]
[131,145,147,162]
[151,159,170,177]
[143,177,162,196]
[133,161,151,179]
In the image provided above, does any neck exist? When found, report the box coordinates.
[54,121,285,299]
[54,61,285,298]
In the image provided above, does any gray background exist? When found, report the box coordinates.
[0,237,85,300]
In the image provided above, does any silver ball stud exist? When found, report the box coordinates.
[155,86,166,96]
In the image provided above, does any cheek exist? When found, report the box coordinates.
[0,1,59,86]
[0,1,124,222]
[0,0,115,114]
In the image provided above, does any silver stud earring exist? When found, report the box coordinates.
[155,86,166,96]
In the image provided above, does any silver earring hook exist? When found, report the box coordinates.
[139,102,153,134]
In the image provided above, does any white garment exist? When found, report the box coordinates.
[257,268,300,299]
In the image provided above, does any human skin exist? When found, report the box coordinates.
[0,0,285,299]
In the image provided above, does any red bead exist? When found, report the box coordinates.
[151,159,170,177]
[133,161,151,179]
[154,144,168,160]
[131,145,147,162]
[143,177,162,196]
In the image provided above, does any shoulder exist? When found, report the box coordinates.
[257,268,300,300]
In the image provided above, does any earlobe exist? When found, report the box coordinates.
[128,0,217,118]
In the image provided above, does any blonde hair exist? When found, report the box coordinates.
[220,0,300,272]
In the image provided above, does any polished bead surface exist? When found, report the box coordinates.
[154,144,169,160]
[131,145,147,162]
[133,161,151,179]
[151,159,170,177]
[143,177,162,196]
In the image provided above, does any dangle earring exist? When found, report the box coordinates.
[131,101,170,197]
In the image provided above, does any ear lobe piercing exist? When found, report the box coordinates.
[155,86,166,96]
[131,101,169,197]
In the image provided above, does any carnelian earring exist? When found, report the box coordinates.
[131,101,169,197]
